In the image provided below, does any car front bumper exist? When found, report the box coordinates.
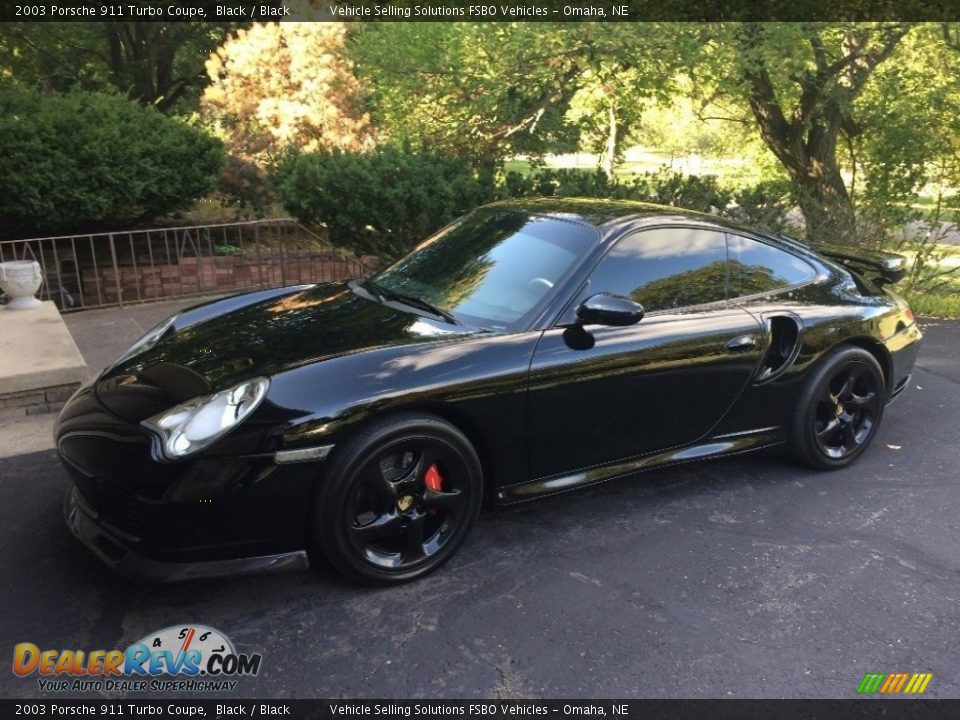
[65,486,310,582]
[55,382,326,581]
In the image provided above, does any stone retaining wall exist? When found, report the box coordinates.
[0,383,80,421]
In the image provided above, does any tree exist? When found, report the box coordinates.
[704,23,913,243]
[201,22,372,161]
[0,22,237,113]
[352,23,578,170]
[352,23,699,174]
[565,65,650,179]
[103,22,239,112]
[850,24,960,215]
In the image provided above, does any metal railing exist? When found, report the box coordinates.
[0,219,374,312]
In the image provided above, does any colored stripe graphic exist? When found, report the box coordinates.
[857,673,885,694]
[879,673,898,693]
[858,672,932,695]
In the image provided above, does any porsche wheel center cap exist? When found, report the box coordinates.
[397,495,415,512]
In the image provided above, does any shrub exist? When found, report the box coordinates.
[216,155,275,215]
[498,167,796,234]
[0,85,223,238]
[724,179,797,234]
[272,147,493,258]
[628,171,732,213]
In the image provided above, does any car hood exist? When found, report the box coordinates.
[97,282,476,422]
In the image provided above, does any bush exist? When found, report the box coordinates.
[273,150,798,259]
[0,85,223,238]
[216,155,275,216]
[498,167,796,234]
[272,147,493,258]
[628,170,732,212]
[497,168,731,213]
[724,179,797,234]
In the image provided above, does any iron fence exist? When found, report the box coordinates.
[0,218,374,312]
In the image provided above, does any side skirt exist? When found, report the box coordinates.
[495,426,785,504]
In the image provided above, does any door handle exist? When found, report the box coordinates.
[726,334,757,352]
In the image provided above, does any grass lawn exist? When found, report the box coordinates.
[894,241,960,318]
[503,150,759,185]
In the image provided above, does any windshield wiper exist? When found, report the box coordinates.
[371,282,458,325]
[357,277,384,301]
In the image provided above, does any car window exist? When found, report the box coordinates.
[727,234,816,297]
[373,211,598,330]
[580,227,728,313]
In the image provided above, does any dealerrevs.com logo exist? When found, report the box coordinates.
[13,625,262,693]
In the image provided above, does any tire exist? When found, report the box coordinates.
[790,345,886,470]
[312,412,483,585]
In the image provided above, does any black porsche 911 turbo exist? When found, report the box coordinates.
[56,198,922,585]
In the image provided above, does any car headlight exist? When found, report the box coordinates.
[113,314,178,366]
[142,377,270,460]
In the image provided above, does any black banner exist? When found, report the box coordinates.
[0,700,959,720]
[3,0,960,22]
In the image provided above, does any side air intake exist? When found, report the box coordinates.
[756,314,802,383]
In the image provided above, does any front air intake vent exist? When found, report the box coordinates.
[756,315,802,383]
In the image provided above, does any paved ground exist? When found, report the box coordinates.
[0,298,220,457]
[0,303,957,699]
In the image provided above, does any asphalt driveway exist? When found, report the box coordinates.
[0,317,957,699]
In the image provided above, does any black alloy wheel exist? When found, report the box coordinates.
[313,413,483,584]
[813,364,882,460]
[791,346,886,470]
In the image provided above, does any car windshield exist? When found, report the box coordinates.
[370,210,598,330]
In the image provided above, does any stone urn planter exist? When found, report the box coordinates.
[0,260,43,310]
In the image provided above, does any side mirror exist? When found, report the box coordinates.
[576,293,644,327]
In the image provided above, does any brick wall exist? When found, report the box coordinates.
[79,252,372,307]
[0,383,80,421]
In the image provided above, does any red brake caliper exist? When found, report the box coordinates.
[424,463,443,515]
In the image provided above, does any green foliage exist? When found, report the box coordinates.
[723,179,797,233]
[499,168,621,200]
[0,22,240,113]
[214,244,243,255]
[630,171,732,211]
[504,168,715,209]
[848,26,960,243]
[0,84,223,237]
[497,167,795,233]
[693,23,916,242]
[350,23,703,169]
[271,147,493,258]
[903,290,960,318]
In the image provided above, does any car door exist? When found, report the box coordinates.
[527,226,764,480]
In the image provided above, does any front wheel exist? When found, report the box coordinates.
[312,413,483,585]
[790,346,886,470]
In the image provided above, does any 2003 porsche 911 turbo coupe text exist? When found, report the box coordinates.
[56,199,922,584]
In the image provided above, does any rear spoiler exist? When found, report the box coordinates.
[813,242,908,286]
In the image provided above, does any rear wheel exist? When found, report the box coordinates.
[791,346,886,470]
[313,413,483,585]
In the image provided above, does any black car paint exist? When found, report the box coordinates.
[54,199,922,576]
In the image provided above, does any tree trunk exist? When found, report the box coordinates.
[793,158,857,244]
[743,68,856,243]
[602,102,617,180]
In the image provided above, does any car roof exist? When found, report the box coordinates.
[483,197,767,239]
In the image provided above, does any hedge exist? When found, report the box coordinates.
[0,85,223,237]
